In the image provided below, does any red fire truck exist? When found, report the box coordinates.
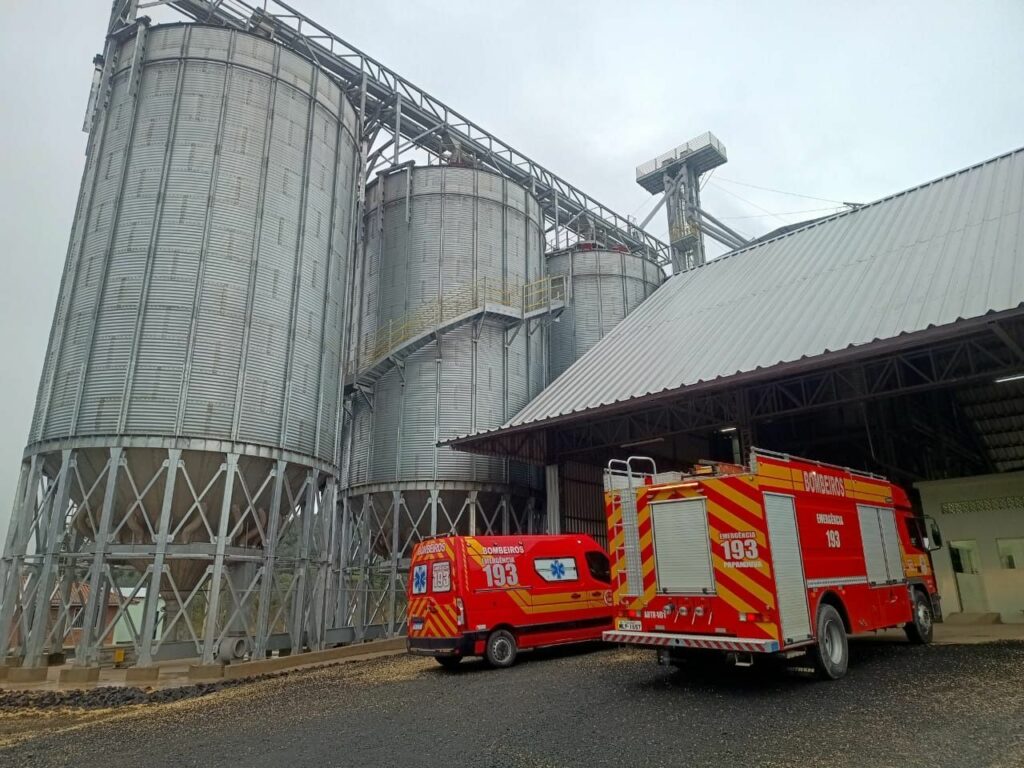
[407,535,615,669]
[602,449,943,679]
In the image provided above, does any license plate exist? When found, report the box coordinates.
[411,618,424,631]
[616,619,642,632]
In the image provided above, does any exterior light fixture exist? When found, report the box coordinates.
[719,426,737,433]
[995,373,1024,384]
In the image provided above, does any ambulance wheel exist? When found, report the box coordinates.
[435,656,462,670]
[811,603,848,680]
[485,629,518,668]
[904,590,934,644]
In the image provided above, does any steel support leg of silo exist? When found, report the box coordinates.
[545,464,560,535]
[0,458,35,656]
[23,450,74,668]
[252,459,286,660]
[333,495,351,636]
[387,490,400,636]
[321,481,341,642]
[288,470,315,653]
[468,491,479,536]
[526,497,537,535]
[200,453,238,665]
[429,489,440,537]
[301,469,319,651]
[137,449,181,666]
[309,478,335,651]
[75,447,121,666]
[352,495,370,642]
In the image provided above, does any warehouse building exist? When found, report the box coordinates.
[451,147,1024,623]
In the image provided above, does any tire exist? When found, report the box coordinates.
[811,603,849,680]
[904,589,934,644]
[485,629,518,668]
[435,656,462,670]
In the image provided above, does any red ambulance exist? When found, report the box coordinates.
[603,449,943,680]
[406,535,615,668]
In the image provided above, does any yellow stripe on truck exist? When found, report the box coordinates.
[711,550,775,608]
[705,479,764,520]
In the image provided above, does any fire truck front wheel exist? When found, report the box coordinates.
[485,629,518,668]
[904,589,934,644]
[811,604,849,680]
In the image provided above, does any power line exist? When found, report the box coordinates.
[713,176,847,205]
[719,206,842,220]
[709,182,789,224]
[628,194,655,218]
[700,167,716,191]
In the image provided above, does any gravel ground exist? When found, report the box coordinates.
[1,638,1022,768]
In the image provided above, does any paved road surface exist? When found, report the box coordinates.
[2,639,1022,768]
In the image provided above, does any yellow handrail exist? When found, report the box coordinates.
[360,275,566,367]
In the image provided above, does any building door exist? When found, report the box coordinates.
[949,540,988,613]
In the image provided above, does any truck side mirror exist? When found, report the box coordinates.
[926,517,943,551]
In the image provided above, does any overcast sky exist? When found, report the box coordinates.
[1,0,1022,540]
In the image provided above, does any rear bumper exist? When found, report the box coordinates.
[603,630,780,654]
[407,634,478,658]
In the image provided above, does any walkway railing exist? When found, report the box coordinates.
[360,275,566,367]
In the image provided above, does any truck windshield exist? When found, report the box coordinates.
[903,517,925,550]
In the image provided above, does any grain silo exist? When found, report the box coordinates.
[342,164,557,627]
[540,243,664,545]
[0,21,360,672]
[546,242,664,382]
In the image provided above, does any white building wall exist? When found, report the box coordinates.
[916,472,1024,623]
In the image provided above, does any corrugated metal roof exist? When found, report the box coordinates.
[957,379,1024,472]
[462,147,1024,441]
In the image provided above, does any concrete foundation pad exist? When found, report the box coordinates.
[59,666,101,685]
[945,612,1002,625]
[0,666,8,680]
[223,637,406,680]
[125,666,161,683]
[187,664,225,681]
[9,666,49,683]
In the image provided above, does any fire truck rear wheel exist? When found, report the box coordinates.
[904,589,934,644]
[485,629,518,668]
[812,604,849,680]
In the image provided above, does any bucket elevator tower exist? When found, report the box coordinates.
[636,132,736,273]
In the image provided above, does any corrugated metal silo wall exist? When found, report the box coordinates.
[350,166,544,488]
[28,24,358,466]
[546,247,664,382]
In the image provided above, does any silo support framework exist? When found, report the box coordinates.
[0,438,362,668]
[338,486,542,638]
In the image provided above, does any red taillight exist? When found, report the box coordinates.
[455,598,465,627]
[739,611,767,623]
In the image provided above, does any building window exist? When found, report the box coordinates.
[534,557,579,583]
[997,538,1024,570]
[585,551,611,584]
[950,541,980,575]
